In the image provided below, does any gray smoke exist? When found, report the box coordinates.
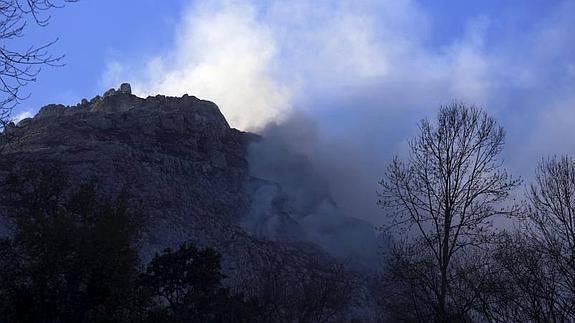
[106,0,575,270]
[244,112,381,269]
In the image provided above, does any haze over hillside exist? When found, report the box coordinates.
[1,0,574,321]
[2,83,379,268]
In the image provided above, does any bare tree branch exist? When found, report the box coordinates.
[0,0,77,125]
[378,102,520,321]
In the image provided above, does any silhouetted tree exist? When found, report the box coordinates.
[378,103,520,322]
[0,161,265,322]
[247,255,355,323]
[0,162,145,322]
[473,232,566,322]
[141,243,259,323]
[527,156,575,312]
[478,157,575,322]
[0,0,78,123]
[294,261,354,323]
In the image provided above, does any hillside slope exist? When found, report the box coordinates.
[0,84,379,319]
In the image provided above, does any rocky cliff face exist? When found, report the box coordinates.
[1,84,336,274]
[0,84,378,318]
[5,84,249,226]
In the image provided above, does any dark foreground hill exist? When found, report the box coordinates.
[0,84,380,320]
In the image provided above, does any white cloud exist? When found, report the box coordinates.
[103,1,291,131]
[100,61,127,90]
[445,17,492,106]
[101,0,575,222]
[103,0,498,130]
[13,111,33,123]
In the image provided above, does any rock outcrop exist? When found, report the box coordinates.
[0,85,335,277]
[0,85,378,319]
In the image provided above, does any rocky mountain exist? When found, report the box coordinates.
[0,84,380,319]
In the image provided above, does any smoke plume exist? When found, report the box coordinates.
[103,0,575,264]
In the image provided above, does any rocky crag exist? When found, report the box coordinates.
[0,84,379,319]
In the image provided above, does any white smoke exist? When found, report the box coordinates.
[102,0,575,224]
[104,1,291,131]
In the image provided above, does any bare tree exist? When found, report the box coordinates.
[0,0,77,124]
[477,232,568,323]
[378,103,520,322]
[246,254,355,323]
[523,156,575,319]
[464,157,575,322]
[376,241,444,323]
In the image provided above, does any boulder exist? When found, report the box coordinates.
[119,83,132,95]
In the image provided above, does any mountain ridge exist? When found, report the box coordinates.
[0,84,378,319]
[0,83,342,267]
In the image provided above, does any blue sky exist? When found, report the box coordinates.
[10,0,575,223]
[15,0,563,117]
[12,0,187,111]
